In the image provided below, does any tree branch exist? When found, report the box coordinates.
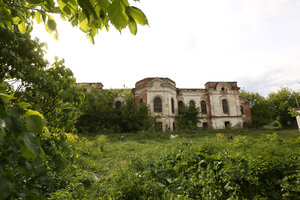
[5,3,59,14]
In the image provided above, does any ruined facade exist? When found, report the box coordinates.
[81,77,252,131]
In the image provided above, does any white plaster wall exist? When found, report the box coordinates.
[135,79,247,131]
[212,118,243,129]
[178,91,209,126]
[142,80,177,131]
[209,93,241,116]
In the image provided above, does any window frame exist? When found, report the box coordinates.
[171,98,175,113]
[154,97,162,113]
[222,99,229,114]
[201,101,207,114]
[240,105,244,115]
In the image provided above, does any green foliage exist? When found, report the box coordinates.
[76,88,154,133]
[90,132,300,199]
[0,91,77,199]
[1,27,83,133]
[268,87,299,126]
[240,90,273,127]
[175,104,200,131]
[0,0,148,43]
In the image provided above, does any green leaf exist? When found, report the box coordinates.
[34,12,43,24]
[86,33,95,44]
[25,109,44,119]
[25,115,43,134]
[53,30,59,40]
[18,22,26,34]
[77,0,98,21]
[20,144,36,159]
[128,18,137,35]
[108,0,129,31]
[78,11,89,32]
[25,0,44,4]
[47,18,56,31]
[12,17,21,24]
[15,102,31,109]
[97,0,110,12]
[121,0,129,7]
[23,132,40,156]
[126,6,148,25]
[60,14,66,21]
[4,115,25,136]
[0,177,13,200]
[0,93,15,101]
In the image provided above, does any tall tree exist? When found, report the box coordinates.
[0,27,83,132]
[239,90,273,127]
[76,87,153,133]
[268,87,299,126]
[0,0,148,43]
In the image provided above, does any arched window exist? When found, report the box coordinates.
[240,105,244,115]
[201,101,207,114]
[178,101,184,114]
[115,101,121,109]
[222,99,228,114]
[189,100,195,107]
[139,98,144,104]
[178,101,184,108]
[171,98,175,113]
[154,97,162,112]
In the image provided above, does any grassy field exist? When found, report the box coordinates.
[59,128,300,199]
[75,128,299,172]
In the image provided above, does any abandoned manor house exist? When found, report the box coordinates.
[81,77,252,131]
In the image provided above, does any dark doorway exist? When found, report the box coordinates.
[155,122,163,132]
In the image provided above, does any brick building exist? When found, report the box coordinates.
[80,77,252,131]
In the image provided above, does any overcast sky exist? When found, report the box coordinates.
[32,0,300,96]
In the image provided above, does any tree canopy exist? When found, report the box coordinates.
[0,0,148,43]
[239,90,273,127]
[76,87,154,133]
[240,88,300,127]
[0,27,83,132]
[268,87,299,126]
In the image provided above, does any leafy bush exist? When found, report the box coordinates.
[175,105,200,131]
[94,134,300,199]
[76,88,154,133]
[0,91,80,199]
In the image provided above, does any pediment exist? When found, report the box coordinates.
[216,82,232,92]
[145,78,176,90]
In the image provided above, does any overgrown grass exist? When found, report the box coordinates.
[56,129,299,199]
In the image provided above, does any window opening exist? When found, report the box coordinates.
[225,121,230,128]
[178,101,184,114]
[154,97,162,112]
[222,99,228,114]
[171,98,175,113]
[178,101,183,108]
[201,101,207,114]
[155,122,163,132]
[139,98,144,104]
[115,101,121,109]
[240,105,244,115]
[189,100,195,107]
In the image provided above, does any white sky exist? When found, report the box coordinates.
[32,0,300,96]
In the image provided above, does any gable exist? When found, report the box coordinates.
[145,78,177,90]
